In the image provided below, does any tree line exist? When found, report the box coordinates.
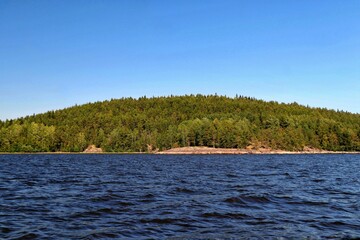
[0,94,359,152]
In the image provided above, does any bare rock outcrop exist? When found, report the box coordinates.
[157,147,248,155]
[83,145,103,153]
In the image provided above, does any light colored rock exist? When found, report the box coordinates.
[156,146,351,155]
[83,145,103,153]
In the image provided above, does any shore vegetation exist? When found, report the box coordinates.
[0,95,359,152]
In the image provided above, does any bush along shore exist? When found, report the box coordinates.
[0,95,359,153]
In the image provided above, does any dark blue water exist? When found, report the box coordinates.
[0,154,359,239]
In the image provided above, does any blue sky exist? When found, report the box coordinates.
[0,0,359,120]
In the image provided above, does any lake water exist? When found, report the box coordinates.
[0,154,359,239]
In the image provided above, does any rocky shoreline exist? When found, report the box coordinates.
[157,146,358,155]
[0,146,358,154]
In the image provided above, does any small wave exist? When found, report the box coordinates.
[225,195,272,204]
[13,233,38,240]
[90,193,122,202]
[13,206,50,214]
[27,196,49,201]
[284,172,294,178]
[97,208,114,213]
[70,208,115,218]
[116,201,134,206]
[139,193,156,202]
[159,211,173,215]
[231,185,249,193]
[340,236,360,240]
[24,180,37,186]
[1,227,12,234]
[201,212,249,219]
[320,221,360,229]
[322,221,348,227]
[288,200,328,206]
[275,195,292,200]
[224,197,247,205]
[83,231,118,239]
[143,193,155,198]
[48,179,80,184]
[325,188,357,196]
[174,187,195,193]
[175,223,194,228]
[252,172,279,177]
[140,218,179,224]
[226,173,238,178]
[245,219,277,225]
[311,178,326,183]
[152,167,163,172]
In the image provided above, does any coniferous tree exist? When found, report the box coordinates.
[0,95,359,152]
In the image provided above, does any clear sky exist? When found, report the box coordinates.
[1,0,359,120]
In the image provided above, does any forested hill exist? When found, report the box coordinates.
[1,95,359,152]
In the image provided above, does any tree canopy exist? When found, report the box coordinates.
[1,94,359,152]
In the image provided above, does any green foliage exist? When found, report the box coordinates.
[0,122,55,152]
[0,95,359,152]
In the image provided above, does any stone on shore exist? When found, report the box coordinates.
[83,145,103,153]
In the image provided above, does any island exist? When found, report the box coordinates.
[0,95,359,153]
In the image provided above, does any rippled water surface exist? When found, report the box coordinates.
[0,154,359,239]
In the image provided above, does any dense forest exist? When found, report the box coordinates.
[0,95,359,152]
